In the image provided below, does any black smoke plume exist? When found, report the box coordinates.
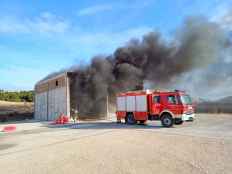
[42,16,232,116]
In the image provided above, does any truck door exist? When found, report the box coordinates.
[152,95,161,115]
[166,95,179,115]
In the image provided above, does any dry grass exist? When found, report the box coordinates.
[0,101,34,121]
[0,100,34,114]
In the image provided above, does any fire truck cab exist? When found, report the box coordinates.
[116,90,195,127]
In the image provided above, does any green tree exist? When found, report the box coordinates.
[0,90,34,102]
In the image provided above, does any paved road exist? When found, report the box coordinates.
[0,114,232,174]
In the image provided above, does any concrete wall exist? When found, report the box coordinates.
[34,73,70,121]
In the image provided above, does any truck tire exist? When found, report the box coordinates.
[174,119,183,125]
[0,116,7,122]
[125,113,136,125]
[161,114,173,127]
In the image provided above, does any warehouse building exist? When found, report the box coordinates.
[34,72,72,121]
[34,71,110,121]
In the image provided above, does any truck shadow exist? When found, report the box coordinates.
[43,121,164,130]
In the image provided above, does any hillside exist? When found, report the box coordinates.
[196,96,232,113]
[216,96,232,103]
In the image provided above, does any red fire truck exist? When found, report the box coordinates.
[116,90,195,127]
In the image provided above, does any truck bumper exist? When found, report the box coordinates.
[181,113,195,121]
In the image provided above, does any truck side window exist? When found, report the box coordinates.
[167,95,177,104]
[153,96,160,104]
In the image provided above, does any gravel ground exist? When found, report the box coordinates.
[0,114,231,174]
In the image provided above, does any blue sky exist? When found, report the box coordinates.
[0,0,231,90]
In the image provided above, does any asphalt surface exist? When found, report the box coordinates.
[0,114,231,174]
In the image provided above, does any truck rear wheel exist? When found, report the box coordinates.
[125,113,136,125]
[117,120,122,124]
[161,114,173,127]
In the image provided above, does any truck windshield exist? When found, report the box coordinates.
[180,95,192,105]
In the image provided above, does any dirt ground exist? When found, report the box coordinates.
[0,114,232,174]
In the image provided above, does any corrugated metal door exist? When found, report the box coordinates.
[47,87,67,121]
[35,92,48,120]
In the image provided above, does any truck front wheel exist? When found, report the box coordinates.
[174,118,183,125]
[139,120,146,125]
[161,114,173,127]
[125,113,136,125]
